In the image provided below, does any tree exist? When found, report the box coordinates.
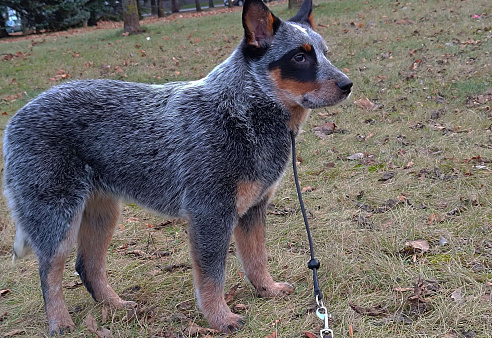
[171,0,180,13]
[208,0,214,8]
[3,0,112,32]
[288,0,303,10]
[150,0,157,15]
[123,0,141,34]
[157,0,164,17]
[0,8,9,38]
[195,0,202,12]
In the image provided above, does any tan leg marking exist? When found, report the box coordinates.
[236,181,263,216]
[234,192,294,298]
[45,213,81,335]
[77,193,135,308]
[189,247,243,333]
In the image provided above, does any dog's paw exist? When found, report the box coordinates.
[257,282,294,298]
[216,313,245,333]
[48,320,75,336]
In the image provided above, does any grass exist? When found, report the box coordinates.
[1,0,491,337]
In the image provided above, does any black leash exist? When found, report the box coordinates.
[290,131,333,338]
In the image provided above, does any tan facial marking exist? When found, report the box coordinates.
[302,43,312,52]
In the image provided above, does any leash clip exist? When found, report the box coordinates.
[316,295,334,338]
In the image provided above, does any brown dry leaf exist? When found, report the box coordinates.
[301,186,316,193]
[0,289,10,297]
[427,213,443,224]
[403,239,430,254]
[349,324,354,338]
[64,280,83,289]
[3,329,26,337]
[304,332,316,338]
[393,286,414,292]
[0,312,7,322]
[233,303,248,312]
[101,305,109,323]
[83,313,98,333]
[184,321,217,336]
[354,97,376,110]
[404,161,414,169]
[349,303,388,317]
[96,327,113,338]
[224,283,240,304]
[313,121,337,139]
[127,249,146,257]
[265,331,277,338]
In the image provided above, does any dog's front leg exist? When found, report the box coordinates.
[234,199,294,298]
[188,213,244,333]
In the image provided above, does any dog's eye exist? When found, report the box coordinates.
[293,53,306,63]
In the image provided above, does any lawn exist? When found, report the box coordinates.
[0,0,491,337]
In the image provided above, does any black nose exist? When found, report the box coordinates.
[336,78,353,93]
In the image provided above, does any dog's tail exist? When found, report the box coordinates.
[12,226,32,265]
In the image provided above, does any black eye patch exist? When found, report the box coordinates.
[268,46,318,83]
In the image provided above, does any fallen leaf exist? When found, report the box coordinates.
[349,303,388,317]
[3,329,26,337]
[96,327,113,338]
[313,121,337,139]
[302,186,316,193]
[347,152,364,160]
[233,303,247,312]
[403,239,430,254]
[64,280,83,289]
[0,289,10,297]
[0,312,7,322]
[393,286,414,292]
[184,321,217,336]
[84,313,98,333]
[427,213,443,224]
[224,283,240,304]
[378,171,395,181]
[304,332,316,338]
[101,305,109,323]
[354,97,376,110]
[265,331,277,338]
[451,288,463,303]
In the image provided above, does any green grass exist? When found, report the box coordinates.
[1,0,491,337]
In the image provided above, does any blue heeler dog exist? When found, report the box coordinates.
[3,0,352,334]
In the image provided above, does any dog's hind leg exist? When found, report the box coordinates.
[75,192,135,309]
[39,212,82,335]
[234,197,294,298]
[188,211,244,333]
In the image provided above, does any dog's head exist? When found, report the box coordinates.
[242,0,352,111]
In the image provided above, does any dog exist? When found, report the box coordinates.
[3,0,352,334]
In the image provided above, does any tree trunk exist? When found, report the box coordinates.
[0,14,9,38]
[157,0,164,17]
[123,0,141,34]
[171,0,180,13]
[195,0,202,12]
[288,0,303,10]
[150,0,158,15]
[208,0,214,8]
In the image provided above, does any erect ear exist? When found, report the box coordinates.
[289,0,314,28]
[242,0,280,48]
